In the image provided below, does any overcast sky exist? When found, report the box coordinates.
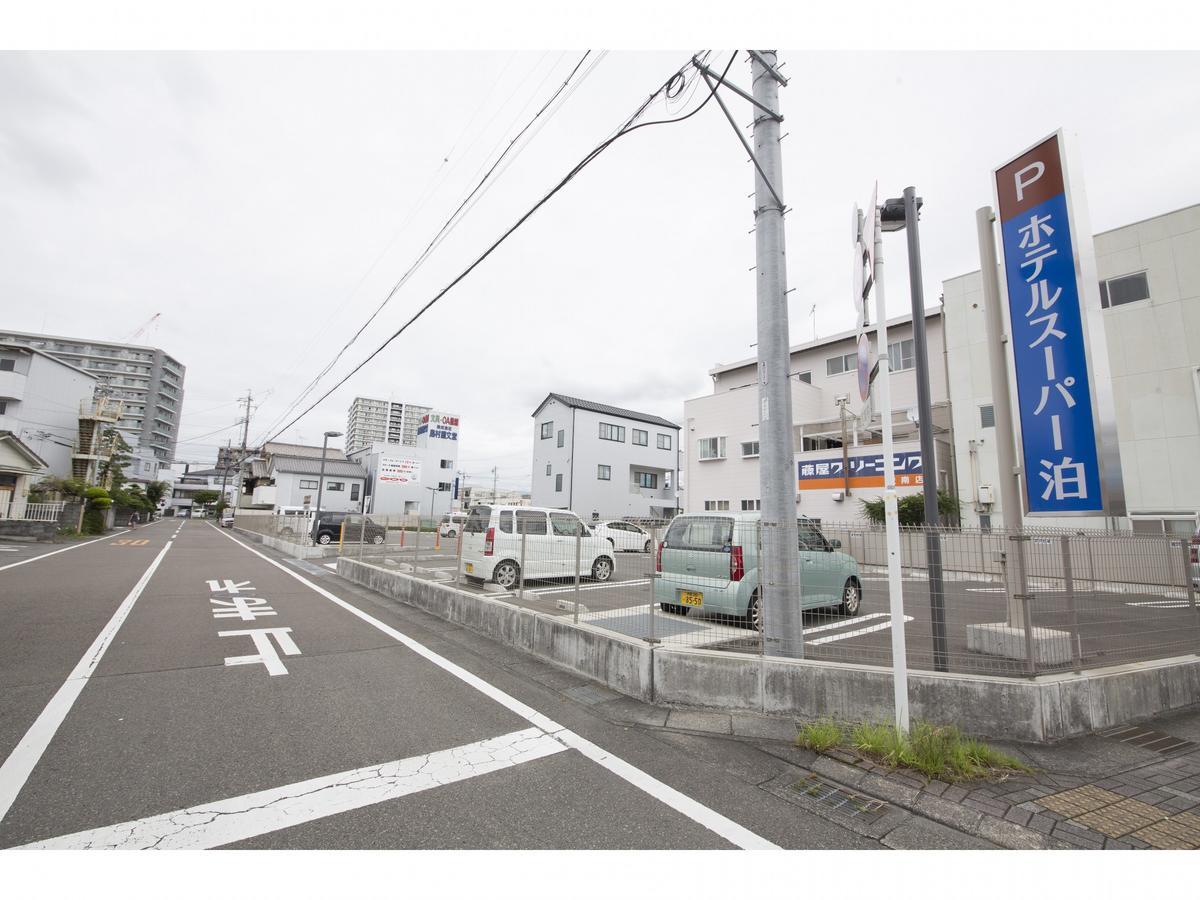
[2,49,1198,490]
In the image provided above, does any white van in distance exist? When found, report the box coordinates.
[459,505,615,589]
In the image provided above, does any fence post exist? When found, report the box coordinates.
[413,516,421,570]
[1012,535,1036,675]
[518,528,527,601]
[1179,538,1199,654]
[573,528,581,625]
[1061,535,1082,673]
[358,515,366,561]
[453,524,464,585]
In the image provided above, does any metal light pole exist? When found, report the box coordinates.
[882,189,949,671]
[312,430,342,545]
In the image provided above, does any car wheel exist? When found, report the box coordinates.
[493,561,520,589]
[643,540,652,554]
[590,557,613,582]
[317,533,332,545]
[839,578,861,616]
[448,528,457,537]
[372,534,385,545]
[747,590,763,632]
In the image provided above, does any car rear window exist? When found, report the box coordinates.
[464,506,491,534]
[664,517,734,551]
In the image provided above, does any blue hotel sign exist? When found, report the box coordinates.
[994,133,1120,516]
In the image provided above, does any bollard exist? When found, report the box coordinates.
[519,528,527,601]
[1061,535,1082,673]
[574,528,581,625]
[339,519,346,555]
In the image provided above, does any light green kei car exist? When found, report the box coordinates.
[652,513,862,630]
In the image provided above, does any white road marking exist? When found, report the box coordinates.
[219,626,301,676]
[1125,599,1192,609]
[808,615,915,646]
[0,531,131,574]
[0,548,19,552]
[0,538,174,822]
[531,578,651,596]
[803,612,888,634]
[323,562,338,571]
[209,525,778,850]
[967,588,1007,593]
[20,728,565,850]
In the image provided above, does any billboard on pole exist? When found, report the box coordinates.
[993,131,1124,516]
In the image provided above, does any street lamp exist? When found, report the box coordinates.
[312,430,342,545]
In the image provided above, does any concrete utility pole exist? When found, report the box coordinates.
[750,50,803,659]
[491,466,498,504]
[232,390,253,517]
[218,438,233,509]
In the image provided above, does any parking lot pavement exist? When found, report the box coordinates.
[0,522,878,850]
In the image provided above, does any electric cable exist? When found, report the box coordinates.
[262,50,734,446]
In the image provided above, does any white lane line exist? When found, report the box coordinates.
[210,525,778,850]
[809,615,915,646]
[0,538,174,823]
[0,532,125,573]
[20,728,564,850]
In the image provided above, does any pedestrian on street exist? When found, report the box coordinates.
[129,511,139,527]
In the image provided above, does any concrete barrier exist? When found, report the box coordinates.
[335,557,1200,743]
[232,526,337,559]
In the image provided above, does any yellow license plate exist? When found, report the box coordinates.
[465,563,474,573]
[680,591,703,607]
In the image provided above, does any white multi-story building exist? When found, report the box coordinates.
[345,396,432,455]
[0,342,98,480]
[683,311,954,524]
[350,410,461,519]
[531,393,681,520]
[944,202,1200,535]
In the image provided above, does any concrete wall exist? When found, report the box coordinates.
[336,558,1200,742]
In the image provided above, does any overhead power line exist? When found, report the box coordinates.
[262,50,734,446]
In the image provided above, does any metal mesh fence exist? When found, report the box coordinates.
[330,509,1199,677]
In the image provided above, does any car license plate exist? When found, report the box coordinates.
[465,563,474,574]
[680,590,703,607]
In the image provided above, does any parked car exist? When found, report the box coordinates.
[652,513,861,629]
[220,511,236,528]
[311,513,387,545]
[438,513,469,538]
[591,520,653,553]
[459,505,614,589]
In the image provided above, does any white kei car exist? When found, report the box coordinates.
[591,520,654,553]
[459,505,614,589]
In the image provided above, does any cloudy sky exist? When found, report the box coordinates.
[2,45,1198,490]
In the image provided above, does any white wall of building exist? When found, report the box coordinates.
[271,470,364,513]
[530,397,680,519]
[0,345,96,480]
[944,203,1200,532]
[351,417,459,519]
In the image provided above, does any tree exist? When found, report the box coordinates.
[859,490,961,527]
[192,490,220,512]
[144,480,168,508]
[81,487,112,535]
[97,428,133,491]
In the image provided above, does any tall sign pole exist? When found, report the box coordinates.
[993,131,1125,519]
[750,50,803,659]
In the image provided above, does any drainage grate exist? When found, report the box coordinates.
[792,774,888,824]
[1100,725,1198,755]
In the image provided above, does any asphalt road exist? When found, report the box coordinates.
[0,521,877,850]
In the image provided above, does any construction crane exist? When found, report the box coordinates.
[125,313,161,344]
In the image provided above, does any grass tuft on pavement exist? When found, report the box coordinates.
[796,718,1029,782]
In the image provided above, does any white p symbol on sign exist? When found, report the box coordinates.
[1014,161,1045,202]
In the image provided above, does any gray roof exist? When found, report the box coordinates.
[270,455,366,478]
[262,441,348,461]
[533,393,680,431]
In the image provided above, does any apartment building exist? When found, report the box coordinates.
[349,410,461,518]
[944,202,1200,534]
[345,396,432,454]
[531,393,681,520]
[0,329,185,469]
[684,310,954,524]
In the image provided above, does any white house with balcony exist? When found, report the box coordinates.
[530,393,681,520]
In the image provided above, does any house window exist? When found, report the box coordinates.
[980,405,995,428]
[557,429,564,448]
[703,500,730,511]
[826,352,856,376]
[795,371,812,384]
[299,479,319,489]
[440,459,453,469]
[326,482,345,492]
[555,474,563,492]
[657,433,672,450]
[741,441,760,458]
[0,359,15,372]
[540,421,554,439]
[597,465,611,480]
[632,428,648,446]
[888,338,915,372]
[635,472,658,489]
[0,400,6,415]
[741,499,761,511]
[1100,272,1150,309]
[599,422,625,442]
[698,437,726,460]
[350,484,360,501]
[546,464,552,476]
[438,482,452,492]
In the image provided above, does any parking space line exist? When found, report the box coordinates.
[808,615,915,646]
[20,728,566,850]
[209,525,778,850]
[0,537,175,823]
[531,579,650,596]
